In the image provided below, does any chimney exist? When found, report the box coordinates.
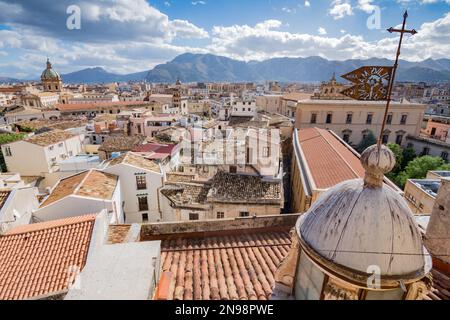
[425,177,450,274]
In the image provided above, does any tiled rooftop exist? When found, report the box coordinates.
[297,128,365,190]
[98,135,146,152]
[166,173,196,183]
[0,190,11,211]
[16,119,87,131]
[209,171,282,204]
[161,183,211,209]
[0,214,96,300]
[107,152,161,173]
[424,269,450,300]
[40,170,118,208]
[158,228,291,300]
[23,130,77,147]
[56,101,149,112]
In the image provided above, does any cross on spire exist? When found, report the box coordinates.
[378,10,417,148]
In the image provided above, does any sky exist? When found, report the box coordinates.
[0,0,449,79]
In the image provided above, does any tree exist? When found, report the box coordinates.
[356,130,377,154]
[395,155,450,189]
[387,143,403,174]
[401,147,416,170]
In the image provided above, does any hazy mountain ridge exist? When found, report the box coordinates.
[20,53,450,84]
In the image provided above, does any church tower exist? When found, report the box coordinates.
[41,58,62,92]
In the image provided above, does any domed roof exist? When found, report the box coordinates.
[297,145,431,283]
[41,59,61,81]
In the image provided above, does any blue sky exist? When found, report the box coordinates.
[0,0,449,79]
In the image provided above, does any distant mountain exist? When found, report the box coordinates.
[61,67,148,84]
[0,76,21,83]
[24,54,450,84]
[145,54,450,83]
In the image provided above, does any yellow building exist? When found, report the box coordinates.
[294,77,426,147]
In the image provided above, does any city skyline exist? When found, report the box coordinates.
[0,0,450,79]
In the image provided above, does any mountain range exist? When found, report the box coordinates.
[9,53,450,84]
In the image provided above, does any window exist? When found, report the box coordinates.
[58,143,63,148]
[239,211,249,217]
[136,175,147,190]
[343,134,350,143]
[189,213,199,221]
[441,152,448,162]
[230,166,237,174]
[217,212,225,219]
[326,113,332,124]
[262,147,270,157]
[346,113,353,124]
[430,127,437,136]
[138,196,148,211]
[248,108,251,111]
[295,251,325,300]
[400,115,408,125]
[386,113,393,125]
[395,135,403,145]
[422,147,430,156]
[310,113,317,124]
[142,213,149,223]
[4,146,12,157]
[382,134,389,144]
[49,146,54,151]
[366,113,373,125]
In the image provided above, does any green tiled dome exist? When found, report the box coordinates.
[41,59,61,80]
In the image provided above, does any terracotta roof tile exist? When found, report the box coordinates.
[55,101,149,112]
[0,214,96,300]
[23,130,77,147]
[424,269,450,300]
[0,190,11,211]
[157,228,291,300]
[40,170,118,208]
[298,128,365,189]
[106,152,161,173]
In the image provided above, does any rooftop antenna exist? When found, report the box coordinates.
[378,10,417,149]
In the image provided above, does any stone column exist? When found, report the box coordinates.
[425,177,450,268]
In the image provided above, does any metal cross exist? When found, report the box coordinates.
[378,11,417,148]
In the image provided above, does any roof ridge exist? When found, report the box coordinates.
[73,169,94,195]
[3,214,97,236]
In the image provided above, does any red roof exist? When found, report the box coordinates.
[0,214,96,300]
[297,128,365,190]
[157,228,291,300]
[56,101,148,111]
[132,143,177,155]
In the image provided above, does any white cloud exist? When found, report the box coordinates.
[329,0,353,20]
[208,13,450,62]
[304,1,311,7]
[318,27,327,35]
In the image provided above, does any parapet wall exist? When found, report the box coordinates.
[140,214,300,240]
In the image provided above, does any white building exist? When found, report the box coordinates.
[34,169,123,224]
[103,152,164,223]
[0,186,39,232]
[1,130,84,187]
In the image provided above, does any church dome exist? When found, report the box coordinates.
[41,59,61,80]
[297,144,431,284]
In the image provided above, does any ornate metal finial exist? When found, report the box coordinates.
[360,145,396,188]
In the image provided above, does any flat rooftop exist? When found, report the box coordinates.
[410,179,441,198]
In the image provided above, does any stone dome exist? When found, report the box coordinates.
[41,59,61,80]
[297,144,431,284]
